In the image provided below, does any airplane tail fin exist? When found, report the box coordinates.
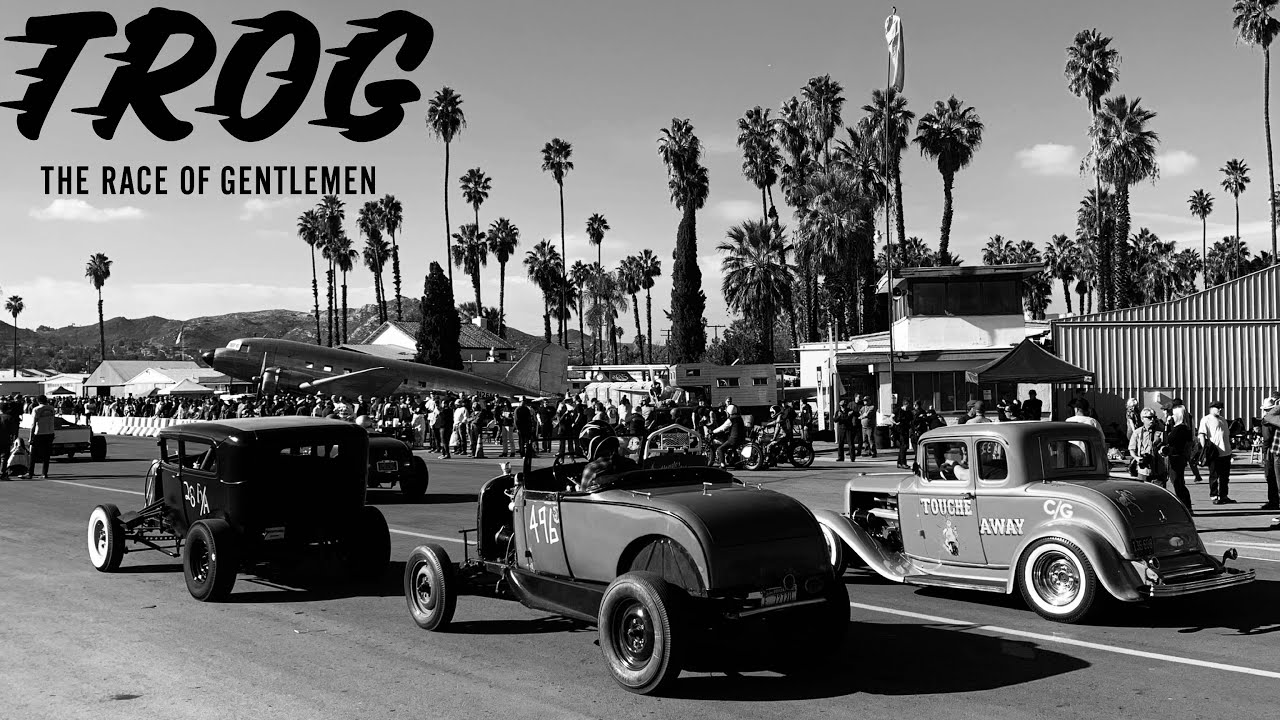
[505,341,568,396]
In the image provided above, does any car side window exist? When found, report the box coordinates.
[976,440,1008,481]
[1045,439,1094,471]
[922,441,969,481]
[179,439,216,473]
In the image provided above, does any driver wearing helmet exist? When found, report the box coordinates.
[576,421,638,492]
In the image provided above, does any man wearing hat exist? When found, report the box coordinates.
[1197,400,1234,504]
[1260,396,1279,512]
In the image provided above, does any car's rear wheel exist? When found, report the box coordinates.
[789,442,814,468]
[404,543,456,631]
[87,504,125,572]
[183,519,238,601]
[1017,537,1099,623]
[742,443,765,471]
[400,457,429,498]
[599,571,683,695]
[90,435,106,461]
[343,506,391,582]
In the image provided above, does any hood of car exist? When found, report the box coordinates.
[1054,479,1193,529]
[847,471,910,496]
[625,484,820,546]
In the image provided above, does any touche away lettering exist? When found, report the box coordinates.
[920,497,973,516]
[978,518,1025,535]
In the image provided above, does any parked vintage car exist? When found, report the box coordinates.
[19,416,106,461]
[366,432,429,498]
[86,418,390,601]
[814,421,1255,623]
[404,424,847,695]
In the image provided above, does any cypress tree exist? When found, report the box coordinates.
[415,261,463,370]
[669,205,706,362]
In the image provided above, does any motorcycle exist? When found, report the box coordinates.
[744,428,814,470]
[706,431,763,470]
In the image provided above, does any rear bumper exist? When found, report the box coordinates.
[1141,569,1256,598]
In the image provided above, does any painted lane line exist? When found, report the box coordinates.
[1205,540,1280,552]
[389,528,473,546]
[50,480,143,496]
[847,601,1280,680]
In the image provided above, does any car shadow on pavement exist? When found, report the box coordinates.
[445,616,592,635]
[670,620,1089,700]
[114,563,182,574]
[223,561,410,603]
[1092,579,1280,636]
[364,492,475,506]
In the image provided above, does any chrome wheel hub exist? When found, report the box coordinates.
[1033,552,1080,606]
[614,602,653,669]
[413,564,436,610]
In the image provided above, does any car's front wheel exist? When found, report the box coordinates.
[599,571,683,695]
[404,543,456,631]
[343,506,391,582]
[1017,537,1100,623]
[183,519,238,601]
[400,456,429,498]
[87,504,125,572]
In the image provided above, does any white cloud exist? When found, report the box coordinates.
[1157,150,1198,177]
[29,198,144,222]
[1014,144,1080,177]
[714,199,760,223]
[240,197,302,221]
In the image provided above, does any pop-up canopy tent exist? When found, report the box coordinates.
[965,338,1094,385]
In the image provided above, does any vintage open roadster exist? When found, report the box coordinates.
[814,421,1255,623]
[403,424,847,695]
[86,418,391,601]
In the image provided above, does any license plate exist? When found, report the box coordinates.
[761,587,797,607]
[376,460,399,473]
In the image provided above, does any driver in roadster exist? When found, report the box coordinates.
[577,421,639,492]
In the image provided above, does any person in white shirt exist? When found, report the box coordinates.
[1065,401,1104,435]
[1197,400,1234,504]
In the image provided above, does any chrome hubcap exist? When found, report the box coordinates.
[94,520,108,556]
[614,601,653,669]
[1033,551,1080,606]
[413,564,436,610]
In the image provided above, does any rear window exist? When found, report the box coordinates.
[1044,438,1095,471]
[261,439,362,480]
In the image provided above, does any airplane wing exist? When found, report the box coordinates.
[302,363,533,398]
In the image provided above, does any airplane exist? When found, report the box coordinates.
[203,337,568,398]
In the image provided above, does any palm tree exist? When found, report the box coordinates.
[524,240,561,343]
[1044,233,1077,314]
[569,260,593,363]
[636,248,662,363]
[1188,189,1215,287]
[1206,235,1252,284]
[541,138,574,345]
[590,269,629,363]
[1234,0,1280,263]
[982,235,1014,265]
[450,223,488,314]
[1088,95,1160,309]
[737,106,781,219]
[719,220,794,362]
[802,75,846,166]
[618,255,645,360]
[85,253,112,363]
[913,96,984,263]
[460,167,491,233]
[297,209,324,344]
[1066,28,1121,309]
[377,194,405,320]
[318,195,345,346]
[427,87,466,287]
[5,295,22,375]
[362,234,391,335]
[585,213,610,358]
[358,201,386,323]
[456,301,497,325]
[860,88,915,249]
[333,234,358,343]
[486,218,520,339]
[1068,235,1096,314]
[1221,158,1251,279]
[658,118,710,363]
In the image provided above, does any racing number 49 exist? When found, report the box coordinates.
[529,504,560,545]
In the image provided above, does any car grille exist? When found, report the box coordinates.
[651,428,696,451]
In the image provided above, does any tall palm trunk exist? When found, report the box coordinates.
[939,170,955,262]
[498,261,508,339]
[630,294,642,361]
[1268,47,1277,264]
[340,271,348,344]
[11,321,17,375]
[327,263,335,347]
[578,297,586,364]
[644,288,654,364]
[1234,193,1241,279]
[893,154,906,248]
[1112,180,1131,309]
[444,142,453,286]
[610,316,618,364]
[1091,108,1109,311]
[1202,217,1208,288]
[471,270,481,316]
[310,248,321,345]
[97,290,105,362]
[1061,280,1073,314]
[558,182,566,346]
[761,187,768,221]
[380,266,389,323]
[542,294,551,344]
[390,230,403,320]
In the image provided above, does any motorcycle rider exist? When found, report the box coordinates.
[758,405,791,461]
[710,407,747,468]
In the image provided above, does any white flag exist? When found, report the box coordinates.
[885,13,905,92]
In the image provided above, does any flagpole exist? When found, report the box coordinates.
[885,7,897,413]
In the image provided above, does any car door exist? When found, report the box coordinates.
[971,437,1030,565]
[512,488,572,577]
[164,437,220,532]
[899,438,987,565]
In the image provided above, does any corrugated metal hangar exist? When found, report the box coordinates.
[1052,264,1280,426]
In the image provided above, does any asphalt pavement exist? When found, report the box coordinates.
[2,436,1278,720]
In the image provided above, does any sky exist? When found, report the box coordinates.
[0,0,1275,338]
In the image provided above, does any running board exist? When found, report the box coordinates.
[904,574,1007,594]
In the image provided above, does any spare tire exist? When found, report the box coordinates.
[90,435,107,461]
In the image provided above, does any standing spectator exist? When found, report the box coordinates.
[968,403,992,424]
[1166,399,1205,484]
[555,402,574,457]
[997,394,1021,423]
[497,401,515,457]
[1258,396,1279,512]
[0,401,15,480]
[858,397,877,457]
[834,400,854,462]
[1197,400,1234,504]
[1021,390,1043,420]
[1162,405,1194,512]
[893,400,913,469]
[1124,398,1142,442]
[433,399,452,459]
[452,399,469,455]
[798,402,813,443]
[537,400,554,452]
[515,397,535,457]
[26,395,57,480]
[1128,408,1166,486]
[1065,400,1103,435]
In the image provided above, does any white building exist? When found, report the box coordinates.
[798,264,1056,425]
